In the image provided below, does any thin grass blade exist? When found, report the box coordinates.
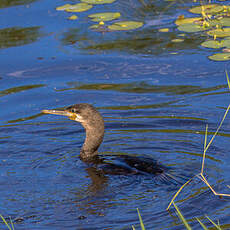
[196,217,208,230]
[206,216,222,230]
[0,215,12,230]
[167,177,193,210]
[204,104,230,153]
[201,124,208,174]
[137,208,146,230]
[225,70,230,90]
[9,216,14,230]
[172,202,192,230]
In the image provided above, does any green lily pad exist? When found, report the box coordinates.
[209,17,230,27]
[89,24,102,29]
[171,38,184,43]
[175,17,203,26]
[189,4,224,15]
[65,3,92,12]
[201,40,224,48]
[158,28,169,32]
[68,15,78,20]
[177,23,207,32]
[88,12,121,22]
[81,0,115,4]
[108,21,143,31]
[207,28,230,38]
[208,52,230,61]
[56,4,72,11]
[222,38,230,48]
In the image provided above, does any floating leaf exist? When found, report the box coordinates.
[189,4,224,15]
[65,3,92,12]
[201,40,223,48]
[175,17,203,26]
[88,12,120,22]
[89,24,102,29]
[158,28,169,32]
[81,0,115,4]
[68,15,78,20]
[209,17,230,27]
[207,28,230,38]
[108,21,143,31]
[177,23,207,32]
[56,4,72,11]
[202,38,230,49]
[222,38,230,48]
[208,52,230,61]
[171,38,184,43]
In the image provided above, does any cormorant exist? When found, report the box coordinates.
[42,103,169,176]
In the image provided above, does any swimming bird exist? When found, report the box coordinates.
[42,103,169,176]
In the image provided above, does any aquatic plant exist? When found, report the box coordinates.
[166,71,230,227]
[174,2,230,61]
[55,1,143,32]
[0,215,14,230]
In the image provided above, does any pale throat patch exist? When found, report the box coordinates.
[69,113,83,122]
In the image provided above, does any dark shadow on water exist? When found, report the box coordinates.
[0,0,38,9]
[0,26,43,49]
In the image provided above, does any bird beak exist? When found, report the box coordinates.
[42,109,76,120]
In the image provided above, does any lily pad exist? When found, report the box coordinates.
[208,52,230,61]
[108,21,143,31]
[89,24,102,29]
[207,28,230,38]
[88,12,121,22]
[177,23,207,32]
[222,39,230,48]
[175,17,203,26]
[171,38,184,43]
[158,28,169,32]
[68,15,78,20]
[65,3,92,12]
[189,4,224,15]
[81,0,115,4]
[209,17,230,27]
[56,4,72,11]
[201,40,224,48]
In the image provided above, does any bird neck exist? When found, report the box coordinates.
[80,121,104,160]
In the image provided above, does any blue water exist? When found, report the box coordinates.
[1,0,230,229]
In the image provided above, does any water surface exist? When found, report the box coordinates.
[1,0,230,229]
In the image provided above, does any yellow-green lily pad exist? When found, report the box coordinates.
[189,4,224,15]
[158,28,169,32]
[201,40,224,48]
[209,17,230,27]
[208,52,230,61]
[88,12,121,22]
[56,4,72,11]
[89,24,102,29]
[222,38,230,48]
[68,15,78,20]
[175,17,203,26]
[108,21,143,31]
[65,3,92,12]
[207,28,230,38]
[81,0,115,4]
[177,23,207,32]
[171,38,184,43]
